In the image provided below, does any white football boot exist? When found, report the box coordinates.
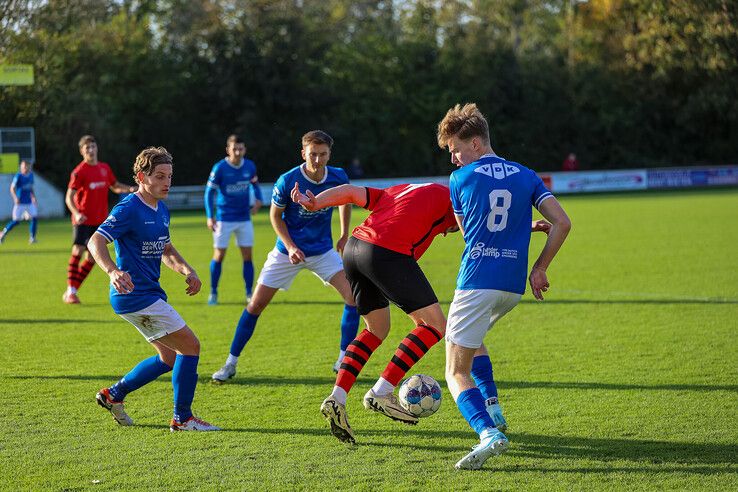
[170,415,221,432]
[96,388,134,426]
[363,389,418,425]
[455,427,509,470]
[320,396,356,444]
[212,363,237,383]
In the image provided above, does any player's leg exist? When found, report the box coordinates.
[209,246,226,305]
[28,203,38,243]
[320,237,388,443]
[471,344,506,431]
[76,247,96,288]
[0,220,19,242]
[236,220,256,300]
[212,248,297,382]
[63,228,87,303]
[1,204,23,243]
[445,289,520,469]
[321,306,389,444]
[327,271,359,373]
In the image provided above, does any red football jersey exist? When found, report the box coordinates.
[352,183,457,260]
[68,161,118,225]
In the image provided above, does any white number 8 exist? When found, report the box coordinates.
[487,189,512,232]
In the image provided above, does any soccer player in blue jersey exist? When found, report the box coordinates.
[204,134,263,305]
[88,146,219,431]
[0,160,38,244]
[437,104,571,469]
[212,130,359,382]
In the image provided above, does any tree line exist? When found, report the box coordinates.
[2,0,736,187]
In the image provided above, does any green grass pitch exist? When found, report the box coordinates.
[0,189,736,490]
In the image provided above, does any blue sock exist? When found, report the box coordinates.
[471,355,498,400]
[242,260,254,296]
[230,310,259,357]
[172,354,199,422]
[210,260,222,295]
[109,355,172,401]
[3,220,18,234]
[30,218,37,239]
[456,387,496,436]
[340,304,359,351]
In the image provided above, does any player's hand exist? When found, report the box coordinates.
[74,212,87,225]
[185,271,201,296]
[251,199,262,215]
[528,267,549,301]
[291,182,318,211]
[532,220,551,234]
[207,218,217,232]
[109,269,134,294]
[336,235,348,255]
[287,245,305,264]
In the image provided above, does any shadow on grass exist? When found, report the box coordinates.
[207,426,738,468]
[5,374,736,393]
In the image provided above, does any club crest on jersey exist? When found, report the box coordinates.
[474,162,520,180]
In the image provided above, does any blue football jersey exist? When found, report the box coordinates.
[205,158,262,222]
[450,155,553,294]
[12,172,34,204]
[271,164,349,257]
[96,194,171,314]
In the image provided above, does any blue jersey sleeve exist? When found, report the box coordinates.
[11,174,20,189]
[336,167,350,185]
[530,171,553,209]
[272,174,289,208]
[204,165,220,218]
[96,202,133,243]
[449,173,462,215]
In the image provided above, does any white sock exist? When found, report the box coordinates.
[371,377,395,396]
[330,386,348,405]
[67,286,77,294]
[336,349,346,362]
[226,354,239,367]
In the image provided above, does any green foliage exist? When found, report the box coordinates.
[1,0,736,186]
[0,189,737,489]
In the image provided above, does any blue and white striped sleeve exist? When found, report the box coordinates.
[531,172,553,210]
[95,203,131,243]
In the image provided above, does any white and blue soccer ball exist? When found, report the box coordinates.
[398,374,442,418]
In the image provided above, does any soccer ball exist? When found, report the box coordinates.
[398,374,442,418]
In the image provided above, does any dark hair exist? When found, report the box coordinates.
[301,130,333,148]
[226,134,245,146]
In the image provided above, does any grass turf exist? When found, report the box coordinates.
[0,188,736,490]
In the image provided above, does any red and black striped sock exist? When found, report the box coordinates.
[67,255,82,289]
[76,259,96,287]
[335,330,382,394]
[380,324,443,386]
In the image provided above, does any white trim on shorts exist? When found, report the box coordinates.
[257,247,344,291]
[12,203,37,221]
[118,299,186,342]
[445,289,522,349]
[213,220,254,249]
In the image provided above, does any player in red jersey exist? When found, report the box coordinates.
[291,181,459,443]
[63,135,136,304]
[293,181,550,444]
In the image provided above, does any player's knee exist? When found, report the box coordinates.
[189,336,201,355]
[247,299,267,315]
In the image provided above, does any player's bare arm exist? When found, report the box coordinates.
[528,198,571,300]
[110,181,137,194]
[162,242,201,296]
[10,182,19,205]
[291,183,365,211]
[65,188,86,224]
[270,202,304,264]
[454,214,465,236]
[337,202,351,254]
[88,232,134,294]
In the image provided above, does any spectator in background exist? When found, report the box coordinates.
[348,157,364,179]
[0,160,38,245]
[562,153,579,172]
